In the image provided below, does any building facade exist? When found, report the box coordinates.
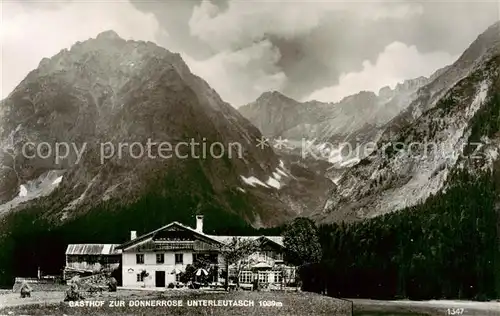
[64,244,121,280]
[116,215,296,289]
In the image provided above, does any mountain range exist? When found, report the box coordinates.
[239,21,500,222]
[0,21,499,232]
[239,75,432,183]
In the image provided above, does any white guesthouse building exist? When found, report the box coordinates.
[116,215,296,288]
[65,215,296,289]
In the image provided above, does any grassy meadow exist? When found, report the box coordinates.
[0,290,352,316]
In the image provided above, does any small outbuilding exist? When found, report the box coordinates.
[64,244,121,280]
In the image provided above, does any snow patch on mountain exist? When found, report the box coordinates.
[272,172,282,180]
[240,172,284,190]
[18,186,27,197]
[332,176,342,185]
[276,168,288,178]
[0,170,64,214]
[279,160,285,168]
[340,157,361,168]
[265,176,281,189]
[240,175,270,188]
[274,160,290,178]
[52,176,63,186]
[237,187,246,193]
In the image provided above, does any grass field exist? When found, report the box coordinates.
[0,290,352,316]
[352,299,500,316]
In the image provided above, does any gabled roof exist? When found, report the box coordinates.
[207,235,284,248]
[66,244,121,255]
[116,221,224,250]
[252,262,273,269]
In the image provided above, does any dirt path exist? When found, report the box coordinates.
[351,298,500,315]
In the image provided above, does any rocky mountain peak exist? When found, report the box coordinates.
[95,30,122,41]
[378,86,393,98]
[0,30,335,228]
[255,90,293,104]
[395,76,428,92]
[19,31,185,107]
[338,91,378,108]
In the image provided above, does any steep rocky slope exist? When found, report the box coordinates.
[0,31,332,227]
[316,21,500,223]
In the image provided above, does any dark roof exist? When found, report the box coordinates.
[117,221,284,250]
[116,222,224,250]
[65,244,121,255]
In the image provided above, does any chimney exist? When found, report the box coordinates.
[195,215,204,233]
[130,231,137,240]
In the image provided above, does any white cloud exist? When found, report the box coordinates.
[305,42,459,103]
[189,1,424,51]
[189,0,323,51]
[0,1,161,100]
[182,40,287,106]
[186,0,426,106]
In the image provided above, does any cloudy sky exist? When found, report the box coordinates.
[1,0,499,106]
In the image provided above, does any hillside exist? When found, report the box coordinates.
[316,21,500,222]
[0,31,333,228]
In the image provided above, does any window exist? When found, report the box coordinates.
[136,273,144,282]
[258,272,268,283]
[136,254,144,264]
[175,253,183,264]
[239,271,253,284]
[274,272,283,283]
[87,255,98,264]
[156,254,164,264]
[257,251,269,262]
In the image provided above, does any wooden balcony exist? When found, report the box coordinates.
[136,241,195,252]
